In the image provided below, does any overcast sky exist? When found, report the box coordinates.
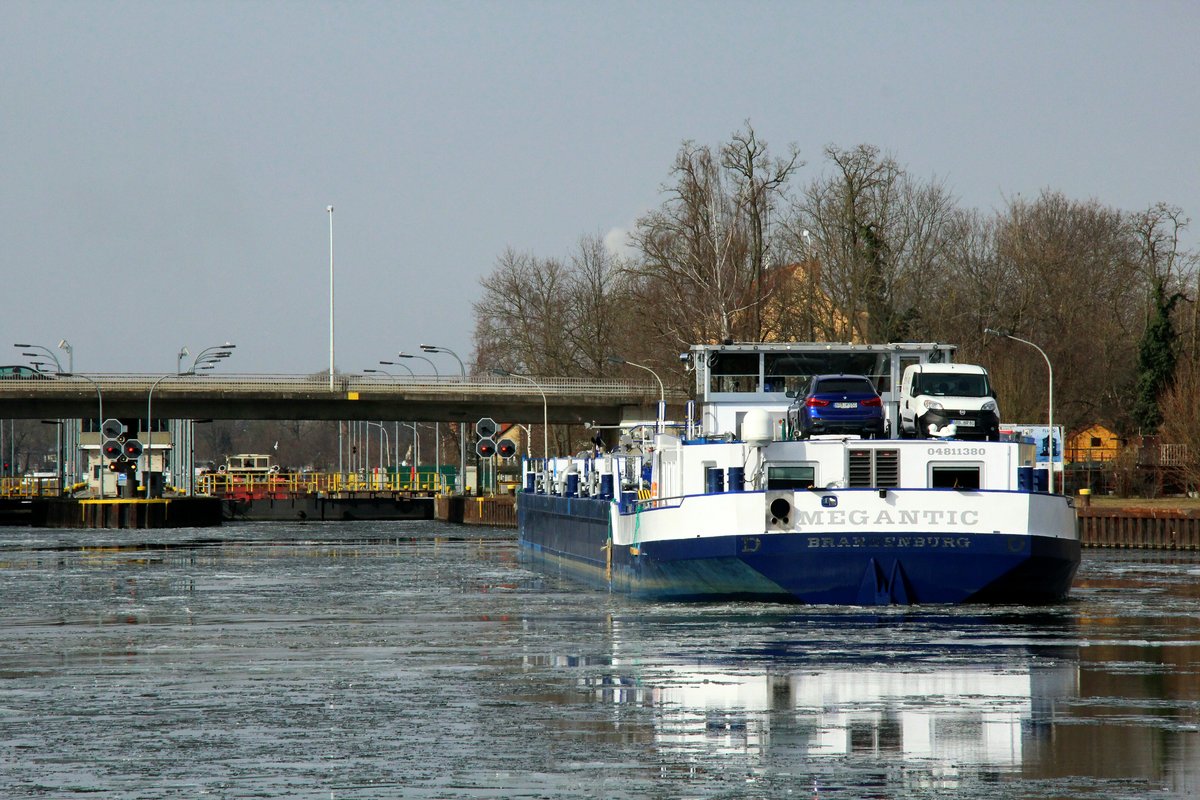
[4,1,1198,375]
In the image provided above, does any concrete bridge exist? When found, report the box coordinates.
[0,373,686,425]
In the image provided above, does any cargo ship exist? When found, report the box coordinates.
[516,341,1079,605]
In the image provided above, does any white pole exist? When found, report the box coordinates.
[327,205,335,392]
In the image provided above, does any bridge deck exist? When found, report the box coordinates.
[0,373,683,423]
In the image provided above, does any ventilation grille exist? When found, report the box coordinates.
[848,450,873,487]
[875,450,899,487]
[848,448,900,488]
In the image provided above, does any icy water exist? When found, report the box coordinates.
[0,521,1198,799]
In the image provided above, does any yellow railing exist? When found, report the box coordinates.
[196,471,445,496]
[1,476,61,498]
[3,472,448,499]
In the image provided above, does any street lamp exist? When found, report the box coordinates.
[398,351,439,375]
[148,346,234,497]
[54,372,103,497]
[14,343,63,373]
[185,343,235,373]
[401,421,420,487]
[375,360,415,376]
[984,327,1056,494]
[608,355,665,434]
[369,365,410,489]
[363,421,392,475]
[490,369,548,459]
[395,354,441,477]
[419,345,463,491]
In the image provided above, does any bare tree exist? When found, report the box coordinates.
[472,247,575,375]
[788,145,958,343]
[562,234,635,376]
[626,125,801,349]
[983,191,1141,432]
[719,124,803,339]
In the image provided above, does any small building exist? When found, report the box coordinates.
[1066,424,1123,463]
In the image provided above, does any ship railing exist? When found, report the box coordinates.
[622,491,691,513]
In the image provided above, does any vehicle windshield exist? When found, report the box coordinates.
[914,373,990,397]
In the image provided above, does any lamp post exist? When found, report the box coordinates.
[401,421,420,487]
[419,346,462,490]
[398,351,438,374]
[375,361,415,377]
[148,346,233,497]
[15,343,63,373]
[57,340,75,481]
[368,365,409,490]
[608,355,665,434]
[146,373,179,497]
[327,204,336,392]
[54,372,103,497]
[185,343,235,373]
[984,328,1056,494]
[16,343,73,480]
[363,421,392,478]
[176,343,234,490]
[398,353,440,474]
[490,369,548,459]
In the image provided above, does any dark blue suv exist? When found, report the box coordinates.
[788,374,885,439]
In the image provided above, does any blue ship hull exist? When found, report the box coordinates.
[518,493,1080,605]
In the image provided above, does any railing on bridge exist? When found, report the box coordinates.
[1,372,667,397]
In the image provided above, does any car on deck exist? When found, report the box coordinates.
[788,374,885,439]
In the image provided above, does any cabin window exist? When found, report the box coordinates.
[930,464,981,489]
[767,465,816,490]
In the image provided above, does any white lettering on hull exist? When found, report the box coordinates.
[793,509,980,529]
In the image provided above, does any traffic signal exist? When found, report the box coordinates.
[101,441,123,460]
[496,438,517,459]
[123,440,143,459]
[476,437,496,458]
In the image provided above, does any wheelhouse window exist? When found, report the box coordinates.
[930,464,981,489]
[709,352,760,394]
[767,465,816,490]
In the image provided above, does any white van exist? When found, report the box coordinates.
[898,363,1000,440]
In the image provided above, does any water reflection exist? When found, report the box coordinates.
[538,615,1076,793]
[518,566,1200,798]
